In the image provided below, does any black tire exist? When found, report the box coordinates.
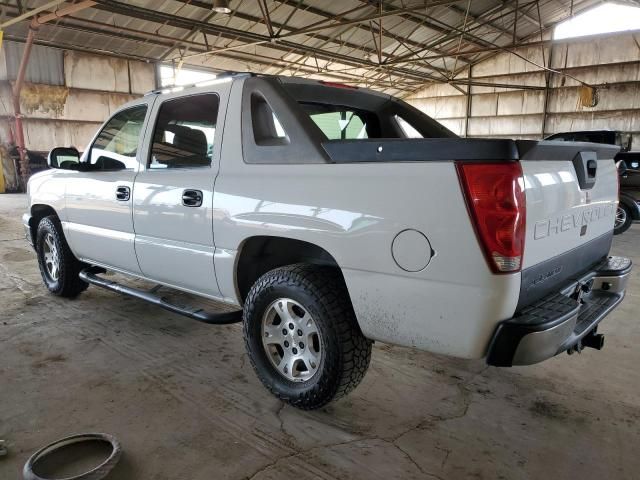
[614,204,632,235]
[36,215,88,297]
[243,264,372,410]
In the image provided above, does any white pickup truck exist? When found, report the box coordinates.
[23,73,632,409]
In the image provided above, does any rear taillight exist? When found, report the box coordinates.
[456,162,526,273]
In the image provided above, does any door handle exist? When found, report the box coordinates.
[116,186,130,201]
[182,189,203,207]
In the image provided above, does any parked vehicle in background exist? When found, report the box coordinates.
[614,161,640,235]
[546,130,640,235]
[23,73,632,409]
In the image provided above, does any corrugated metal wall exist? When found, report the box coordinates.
[4,42,64,85]
[0,42,156,152]
[406,32,640,150]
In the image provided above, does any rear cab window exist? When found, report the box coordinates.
[283,80,456,141]
[303,106,371,140]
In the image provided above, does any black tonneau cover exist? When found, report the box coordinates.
[321,138,620,163]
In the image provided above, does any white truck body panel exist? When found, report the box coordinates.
[132,170,220,298]
[64,170,141,274]
[521,159,617,268]
[213,161,522,357]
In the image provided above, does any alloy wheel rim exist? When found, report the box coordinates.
[615,206,627,229]
[43,233,60,281]
[261,298,322,382]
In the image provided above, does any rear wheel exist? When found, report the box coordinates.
[243,264,372,410]
[614,204,632,235]
[36,216,88,297]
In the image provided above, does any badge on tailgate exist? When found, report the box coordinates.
[534,203,615,240]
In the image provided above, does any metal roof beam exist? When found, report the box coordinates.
[279,0,469,60]
[447,4,522,40]
[173,0,468,65]
[89,0,447,84]
[276,0,464,38]
[387,0,541,65]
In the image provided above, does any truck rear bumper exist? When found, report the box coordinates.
[487,256,632,367]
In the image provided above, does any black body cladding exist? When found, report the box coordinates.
[517,232,613,310]
[322,139,619,164]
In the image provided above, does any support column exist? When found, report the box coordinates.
[12,19,38,188]
[540,44,554,139]
[464,65,472,138]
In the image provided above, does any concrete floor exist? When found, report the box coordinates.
[0,193,639,480]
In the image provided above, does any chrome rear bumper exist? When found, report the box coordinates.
[487,256,632,367]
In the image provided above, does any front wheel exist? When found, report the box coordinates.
[36,216,88,297]
[614,204,632,235]
[243,264,372,410]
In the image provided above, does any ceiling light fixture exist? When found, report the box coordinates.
[212,0,231,14]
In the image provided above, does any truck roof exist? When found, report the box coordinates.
[143,71,391,100]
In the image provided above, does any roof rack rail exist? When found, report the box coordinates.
[145,71,253,96]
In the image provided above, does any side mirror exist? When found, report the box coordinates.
[48,147,80,169]
[616,160,628,176]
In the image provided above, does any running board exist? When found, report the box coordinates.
[79,267,242,325]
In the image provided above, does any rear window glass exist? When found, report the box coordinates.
[306,109,369,140]
[288,83,456,140]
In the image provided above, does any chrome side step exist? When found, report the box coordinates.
[79,267,242,325]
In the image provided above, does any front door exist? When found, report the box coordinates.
[132,90,227,298]
[64,102,153,274]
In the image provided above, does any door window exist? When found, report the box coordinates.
[149,94,219,169]
[89,105,147,170]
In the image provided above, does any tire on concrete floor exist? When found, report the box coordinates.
[243,264,372,410]
[36,215,88,298]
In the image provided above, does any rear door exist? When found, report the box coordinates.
[64,101,154,274]
[132,87,229,298]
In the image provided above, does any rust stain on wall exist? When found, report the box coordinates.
[20,83,69,116]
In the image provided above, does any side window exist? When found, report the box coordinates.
[150,94,219,169]
[89,105,147,170]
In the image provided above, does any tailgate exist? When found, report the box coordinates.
[517,140,620,307]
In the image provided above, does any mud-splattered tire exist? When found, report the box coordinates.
[243,264,372,410]
[36,215,88,298]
